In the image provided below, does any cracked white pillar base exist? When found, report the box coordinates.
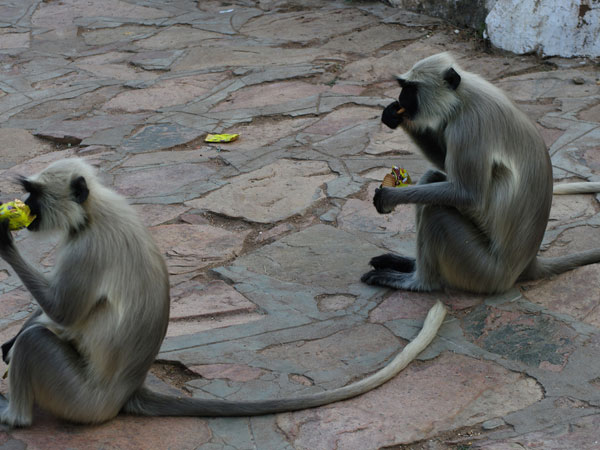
[485,0,600,57]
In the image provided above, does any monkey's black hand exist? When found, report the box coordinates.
[381,101,403,129]
[373,188,394,214]
[0,220,14,257]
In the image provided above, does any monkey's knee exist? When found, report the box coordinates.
[1,336,16,364]
[418,169,446,185]
[417,207,512,293]
[2,309,44,364]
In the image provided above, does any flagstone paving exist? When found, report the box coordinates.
[0,0,598,449]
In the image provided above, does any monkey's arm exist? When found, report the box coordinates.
[373,181,475,214]
[0,221,92,326]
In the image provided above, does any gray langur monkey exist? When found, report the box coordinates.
[0,158,445,427]
[362,52,600,295]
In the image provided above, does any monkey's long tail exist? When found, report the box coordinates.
[522,250,600,280]
[553,182,600,195]
[123,300,447,417]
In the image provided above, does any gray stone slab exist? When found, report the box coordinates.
[207,96,321,121]
[239,64,324,86]
[249,415,295,450]
[325,176,365,199]
[0,128,55,170]
[199,417,258,450]
[187,159,336,223]
[231,224,384,295]
[173,45,332,72]
[498,68,600,102]
[160,270,324,355]
[239,8,376,44]
[312,120,379,157]
[170,79,247,116]
[551,126,600,179]
[0,1,37,27]
[323,24,426,53]
[80,124,135,147]
[276,352,542,449]
[129,49,185,70]
[112,162,221,203]
[319,206,340,223]
[120,123,203,153]
[0,93,31,116]
[152,113,219,133]
[81,24,159,46]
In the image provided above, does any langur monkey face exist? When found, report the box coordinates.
[18,162,90,234]
[381,64,461,130]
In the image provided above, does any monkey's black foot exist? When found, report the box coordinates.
[369,254,415,272]
[361,269,425,291]
[361,269,411,286]
[361,269,382,286]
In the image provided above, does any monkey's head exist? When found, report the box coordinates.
[19,159,95,234]
[382,52,462,130]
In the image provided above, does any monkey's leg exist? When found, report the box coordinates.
[362,229,443,292]
[364,204,508,293]
[369,254,415,272]
[1,325,123,427]
[1,308,43,363]
[418,206,510,293]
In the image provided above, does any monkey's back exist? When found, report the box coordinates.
[63,187,170,387]
[448,74,553,283]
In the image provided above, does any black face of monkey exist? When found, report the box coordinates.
[18,175,89,232]
[381,67,461,130]
[398,80,419,120]
[381,80,418,130]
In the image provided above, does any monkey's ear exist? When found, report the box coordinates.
[19,176,40,194]
[71,176,89,204]
[444,68,461,90]
[397,77,407,88]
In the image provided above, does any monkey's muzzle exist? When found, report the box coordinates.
[382,101,405,129]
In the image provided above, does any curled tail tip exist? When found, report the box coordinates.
[553,182,600,195]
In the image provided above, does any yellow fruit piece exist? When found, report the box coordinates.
[0,199,36,230]
[394,167,412,186]
[380,166,412,188]
[205,133,239,143]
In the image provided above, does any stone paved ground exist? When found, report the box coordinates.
[0,0,598,449]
